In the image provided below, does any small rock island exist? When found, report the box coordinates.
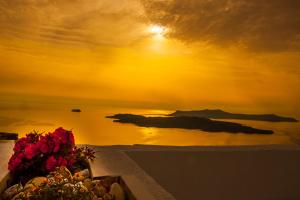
[107,114,274,134]
[71,109,81,113]
[169,109,298,122]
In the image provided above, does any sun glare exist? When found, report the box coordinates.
[149,25,167,39]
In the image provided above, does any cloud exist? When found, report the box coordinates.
[0,0,146,47]
[3,0,298,52]
[141,0,300,52]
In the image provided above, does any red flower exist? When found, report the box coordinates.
[53,127,67,143]
[53,142,60,153]
[68,131,75,147]
[8,153,24,172]
[67,158,76,168]
[57,156,67,166]
[45,156,57,172]
[52,135,61,153]
[37,137,50,154]
[25,133,40,143]
[24,144,39,160]
[13,134,37,152]
[13,138,26,152]
[8,127,79,174]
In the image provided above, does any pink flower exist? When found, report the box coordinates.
[45,156,57,172]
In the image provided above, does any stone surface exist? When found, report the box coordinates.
[109,183,125,200]
[2,184,22,199]
[86,146,176,200]
[4,142,299,200]
[126,145,300,200]
[86,144,300,200]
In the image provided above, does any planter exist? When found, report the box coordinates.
[1,162,136,200]
[93,176,137,200]
[1,128,138,199]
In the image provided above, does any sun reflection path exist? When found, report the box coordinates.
[141,127,158,144]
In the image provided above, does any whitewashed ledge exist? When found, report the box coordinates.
[83,146,176,200]
[87,144,300,200]
[2,143,300,200]
[0,142,175,200]
[0,141,14,194]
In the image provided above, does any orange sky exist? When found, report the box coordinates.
[0,0,300,116]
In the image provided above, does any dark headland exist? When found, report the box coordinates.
[169,109,298,122]
[0,132,18,140]
[107,114,273,134]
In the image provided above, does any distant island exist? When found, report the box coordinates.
[169,109,298,122]
[71,109,81,113]
[107,114,274,134]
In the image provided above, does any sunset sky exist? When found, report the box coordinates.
[0,0,300,115]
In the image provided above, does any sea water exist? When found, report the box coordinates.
[1,106,300,146]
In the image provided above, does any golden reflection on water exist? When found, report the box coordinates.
[0,107,299,146]
[141,128,158,144]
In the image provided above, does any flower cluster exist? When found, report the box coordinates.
[8,128,76,174]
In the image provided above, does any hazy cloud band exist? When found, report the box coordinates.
[142,0,300,52]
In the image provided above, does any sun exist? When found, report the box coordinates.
[149,25,164,34]
[148,25,167,39]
